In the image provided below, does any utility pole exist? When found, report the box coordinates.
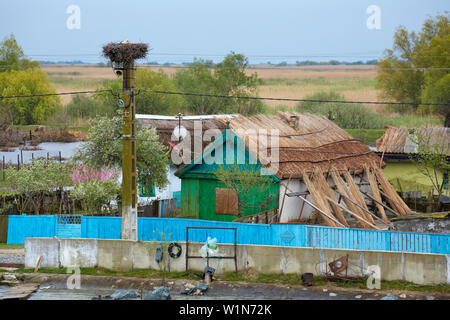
[121,59,138,241]
[102,41,148,241]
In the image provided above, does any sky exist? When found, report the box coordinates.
[0,0,448,64]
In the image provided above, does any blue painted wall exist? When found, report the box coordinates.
[6,215,449,255]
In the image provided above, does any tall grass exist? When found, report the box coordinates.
[294,91,445,129]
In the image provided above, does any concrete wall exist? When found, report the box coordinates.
[25,237,450,285]
[393,218,450,234]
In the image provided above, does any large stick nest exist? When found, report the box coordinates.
[102,42,148,64]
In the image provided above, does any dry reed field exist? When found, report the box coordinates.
[42,64,380,110]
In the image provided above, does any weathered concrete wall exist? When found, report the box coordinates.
[24,238,450,285]
[393,218,450,234]
[25,238,60,268]
[60,239,98,268]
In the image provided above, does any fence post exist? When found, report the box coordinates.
[17,154,20,170]
[2,155,4,181]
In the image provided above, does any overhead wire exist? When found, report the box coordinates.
[0,88,449,107]
[136,89,450,107]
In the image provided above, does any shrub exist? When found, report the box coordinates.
[295,91,385,129]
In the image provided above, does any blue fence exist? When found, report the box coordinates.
[6,215,450,255]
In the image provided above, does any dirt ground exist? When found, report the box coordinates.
[12,273,450,301]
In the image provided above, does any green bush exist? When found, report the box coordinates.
[65,94,115,120]
[71,179,120,215]
[295,91,385,129]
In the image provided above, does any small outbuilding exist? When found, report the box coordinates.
[376,126,450,198]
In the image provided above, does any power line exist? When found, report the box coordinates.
[0,90,112,99]
[0,88,449,107]
[137,89,450,107]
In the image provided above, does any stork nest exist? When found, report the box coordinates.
[102,42,148,64]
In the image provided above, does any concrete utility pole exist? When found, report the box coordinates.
[121,59,138,240]
[102,41,148,241]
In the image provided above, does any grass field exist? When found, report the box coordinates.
[41,64,444,129]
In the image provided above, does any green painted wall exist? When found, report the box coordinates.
[180,173,279,222]
[198,175,279,222]
[382,162,449,196]
[180,178,200,219]
[178,129,280,222]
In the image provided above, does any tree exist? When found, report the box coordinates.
[65,94,115,120]
[174,52,264,115]
[214,162,276,217]
[100,68,184,115]
[5,159,72,214]
[0,34,39,72]
[376,13,449,114]
[410,129,449,204]
[73,116,169,189]
[0,68,61,124]
[70,165,121,215]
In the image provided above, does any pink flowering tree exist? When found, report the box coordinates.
[71,164,118,185]
[70,165,120,215]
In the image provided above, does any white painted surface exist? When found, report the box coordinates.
[59,239,98,268]
[24,238,60,268]
[138,164,181,204]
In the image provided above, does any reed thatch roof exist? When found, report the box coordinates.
[376,126,450,156]
[217,112,381,179]
[136,115,233,158]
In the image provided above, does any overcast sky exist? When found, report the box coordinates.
[0,0,448,64]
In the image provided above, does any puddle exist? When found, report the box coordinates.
[0,286,9,295]
[0,142,83,164]
[26,283,274,300]
[28,287,116,300]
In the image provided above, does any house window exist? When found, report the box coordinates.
[215,188,239,215]
[139,183,156,197]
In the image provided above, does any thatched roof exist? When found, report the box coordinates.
[217,112,381,179]
[136,114,234,157]
[376,126,450,156]
[102,42,148,64]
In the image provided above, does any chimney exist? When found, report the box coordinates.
[289,115,299,130]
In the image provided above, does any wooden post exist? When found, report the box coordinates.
[298,195,345,228]
[326,196,380,230]
[278,175,292,222]
[361,191,400,216]
[34,256,42,273]
[365,166,390,224]
[121,59,138,240]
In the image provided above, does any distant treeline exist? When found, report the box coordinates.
[40,60,379,67]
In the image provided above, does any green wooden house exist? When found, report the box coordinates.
[176,112,384,224]
[175,129,280,221]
